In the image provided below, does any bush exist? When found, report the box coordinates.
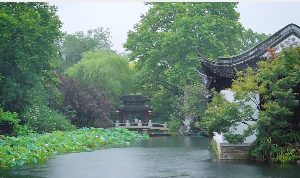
[168,119,181,134]
[0,107,33,136]
[22,104,76,133]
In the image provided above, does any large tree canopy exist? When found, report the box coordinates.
[124,2,270,123]
[0,2,77,134]
[57,27,113,70]
[56,74,112,128]
[64,50,134,106]
[0,2,62,75]
[0,2,62,113]
[124,2,245,97]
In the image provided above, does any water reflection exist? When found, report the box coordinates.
[1,137,300,178]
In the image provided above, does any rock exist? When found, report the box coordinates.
[296,160,300,164]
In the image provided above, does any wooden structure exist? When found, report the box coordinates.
[116,94,152,123]
[194,23,300,101]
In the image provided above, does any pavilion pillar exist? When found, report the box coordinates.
[118,112,121,123]
[145,114,149,123]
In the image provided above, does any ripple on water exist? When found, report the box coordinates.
[1,137,300,178]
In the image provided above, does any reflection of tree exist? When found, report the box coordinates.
[148,137,153,147]
[183,137,191,147]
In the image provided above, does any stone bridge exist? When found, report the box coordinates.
[111,120,168,134]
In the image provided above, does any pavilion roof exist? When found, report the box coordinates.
[118,105,152,112]
[118,94,150,103]
[195,23,300,91]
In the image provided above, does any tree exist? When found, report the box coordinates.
[58,27,113,69]
[239,28,270,52]
[200,46,300,162]
[64,50,134,106]
[0,2,62,106]
[57,74,112,128]
[0,2,62,75]
[170,84,207,133]
[0,2,71,133]
[124,2,245,97]
[124,2,254,123]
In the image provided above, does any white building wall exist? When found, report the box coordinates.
[213,90,259,144]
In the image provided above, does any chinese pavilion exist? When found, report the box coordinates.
[116,95,152,123]
[194,23,300,101]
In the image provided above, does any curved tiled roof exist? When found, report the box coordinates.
[195,23,300,91]
[118,105,152,112]
[119,95,150,102]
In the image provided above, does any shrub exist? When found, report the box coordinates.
[0,107,33,136]
[22,104,76,133]
[168,119,181,134]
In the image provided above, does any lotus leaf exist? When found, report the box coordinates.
[0,128,148,167]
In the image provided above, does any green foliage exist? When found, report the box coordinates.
[0,2,62,74]
[199,92,254,140]
[0,107,19,128]
[248,130,300,163]
[0,107,33,136]
[0,2,64,134]
[172,84,207,122]
[22,104,76,133]
[169,84,207,133]
[239,28,270,52]
[12,75,75,133]
[58,27,113,69]
[48,86,65,108]
[211,139,219,158]
[64,105,77,121]
[65,50,133,105]
[168,120,181,134]
[223,133,249,145]
[124,2,244,98]
[254,46,300,135]
[181,84,207,120]
[147,89,176,123]
[124,2,267,122]
[276,150,296,163]
[201,46,300,162]
[0,128,148,167]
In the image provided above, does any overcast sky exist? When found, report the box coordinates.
[49,2,300,53]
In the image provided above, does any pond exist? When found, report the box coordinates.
[1,136,300,178]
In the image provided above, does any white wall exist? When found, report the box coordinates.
[213,90,258,144]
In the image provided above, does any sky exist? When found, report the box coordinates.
[49,2,300,54]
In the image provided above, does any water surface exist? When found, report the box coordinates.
[1,137,300,178]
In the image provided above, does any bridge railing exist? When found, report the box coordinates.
[114,120,167,128]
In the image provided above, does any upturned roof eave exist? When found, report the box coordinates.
[196,23,300,78]
[216,23,300,63]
